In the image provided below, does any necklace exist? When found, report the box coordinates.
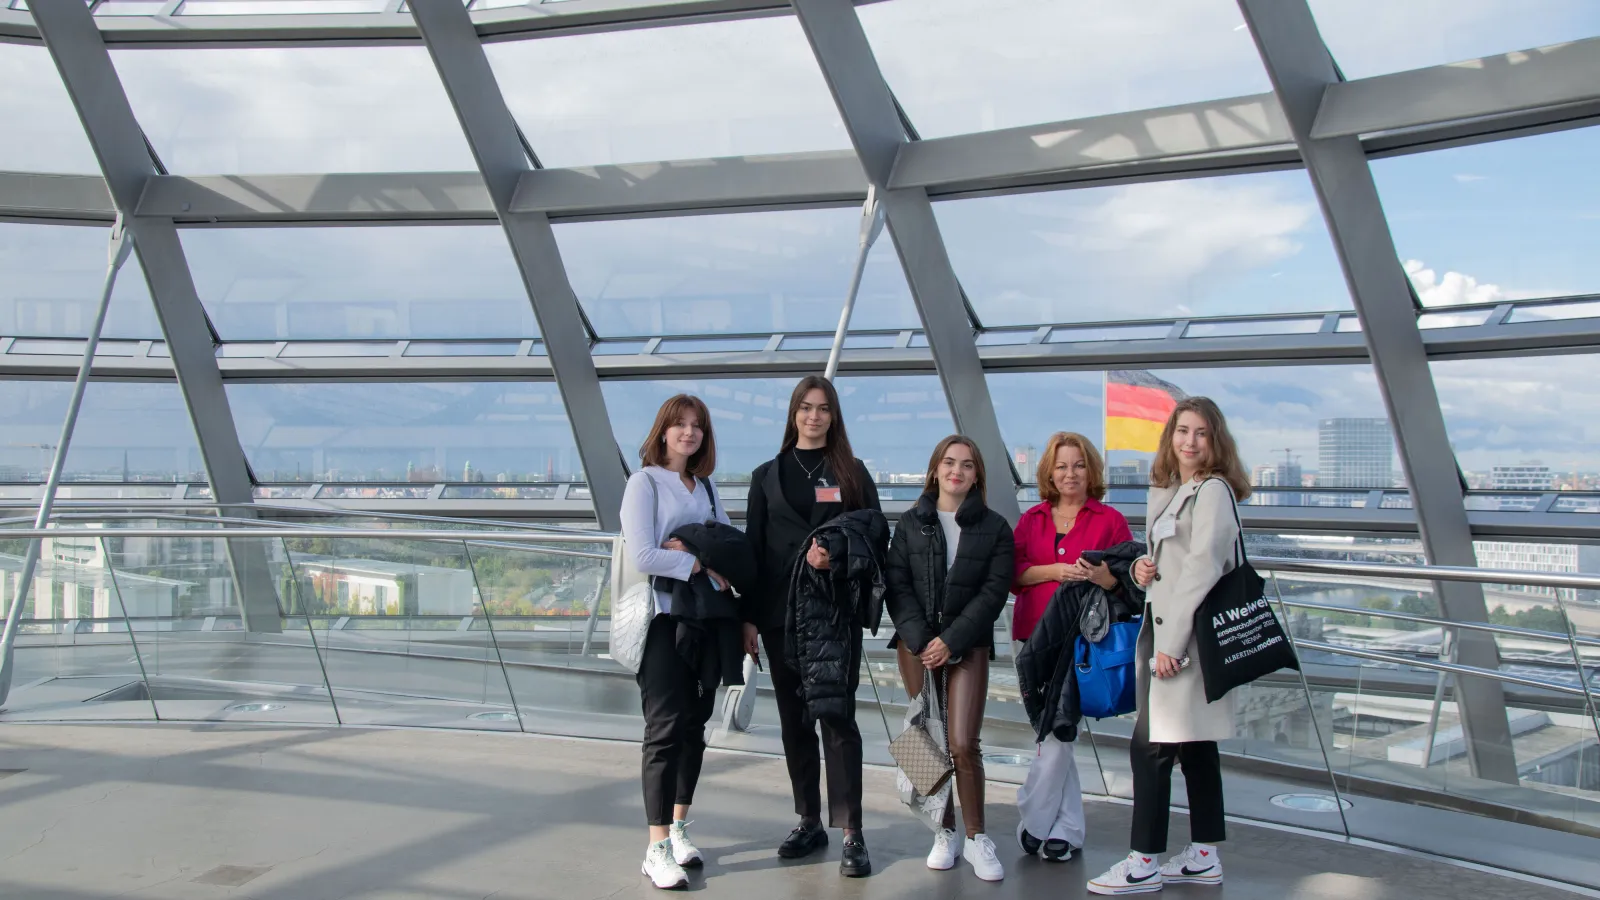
[1053,504,1081,532]
[792,448,825,482]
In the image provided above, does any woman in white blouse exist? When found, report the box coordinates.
[618,393,733,890]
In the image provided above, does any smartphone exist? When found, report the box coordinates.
[1078,550,1107,566]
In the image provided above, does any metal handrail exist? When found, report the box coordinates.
[1257,557,1600,591]
[1291,639,1589,697]
[1277,598,1600,650]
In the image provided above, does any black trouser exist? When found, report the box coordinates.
[760,625,864,830]
[1128,709,1226,854]
[639,614,717,827]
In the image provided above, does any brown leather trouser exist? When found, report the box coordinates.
[897,644,989,837]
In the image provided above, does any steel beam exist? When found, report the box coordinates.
[0,173,114,222]
[790,0,1020,521]
[28,0,255,509]
[4,296,1600,381]
[891,93,1292,190]
[29,0,286,638]
[1315,35,1600,140]
[1238,0,1520,785]
[409,0,629,532]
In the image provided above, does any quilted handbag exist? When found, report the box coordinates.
[609,475,660,674]
[889,667,953,797]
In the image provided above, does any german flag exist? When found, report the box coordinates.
[1105,370,1187,453]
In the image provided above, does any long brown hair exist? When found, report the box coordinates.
[780,375,865,509]
[922,434,987,504]
[639,394,716,478]
[1149,397,1250,500]
[1037,431,1107,504]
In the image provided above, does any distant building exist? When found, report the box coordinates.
[1475,541,1579,601]
[1318,418,1393,488]
[1490,464,1553,491]
[1107,458,1149,486]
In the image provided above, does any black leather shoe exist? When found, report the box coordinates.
[777,823,827,859]
[1041,839,1074,862]
[1019,829,1042,855]
[840,838,871,877]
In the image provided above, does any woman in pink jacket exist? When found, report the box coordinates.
[1010,432,1132,862]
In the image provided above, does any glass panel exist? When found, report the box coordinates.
[181,0,389,12]
[315,484,434,500]
[96,0,171,15]
[1554,495,1600,513]
[1431,354,1600,482]
[655,337,772,354]
[937,171,1352,327]
[180,225,537,340]
[1049,324,1170,343]
[254,485,315,499]
[484,16,849,168]
[1309,0,1600,79]
[858,0,1270,138]
[465,538,621,737]
[0,43,99,173]
[779,333,901,351]
[440,484,560,500]
[1185,317,1324,338]
[0,381,203,483]
[9,339,142,357]
[602,375,955,483]
[101,531,338,725]
[278,342,395,358]
[0,223,165,340]
[111,46,475,173]
[282,535,520,730]
[1417,308,1493,329]
[404,341,522,357]
[555,208,920,337]
[986,365,1397,490]
[591,340,648,356]
[226,382,582,483]
[0,532,157,722]
[1375,127,1600,307]
[1510,299,1600,323]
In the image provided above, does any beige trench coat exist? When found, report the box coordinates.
[1136,477,1240,744]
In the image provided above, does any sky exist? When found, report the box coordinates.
[0,1,1598,481]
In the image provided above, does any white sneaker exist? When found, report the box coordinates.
[641,839,688,890]
[1087,852,1163,895]
[927,828,961,870]
[1160,843,1222,885]
[669,820,702,868]
[962,833,1004,882]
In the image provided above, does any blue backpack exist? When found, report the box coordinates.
[1074,618,1141,719]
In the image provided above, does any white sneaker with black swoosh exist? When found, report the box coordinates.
[1160,843,1222,885]
[1087,852,1163,895]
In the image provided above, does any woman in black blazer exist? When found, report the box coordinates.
[744,374,880,877]
[885,434,1014,883]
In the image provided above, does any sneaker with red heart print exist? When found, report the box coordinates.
[1160,843,1222,885]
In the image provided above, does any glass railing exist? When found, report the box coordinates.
[3,513,1598,885]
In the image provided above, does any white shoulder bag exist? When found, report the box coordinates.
[610,473,659,674]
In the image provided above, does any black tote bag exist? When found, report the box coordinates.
[1190,479,1299,703]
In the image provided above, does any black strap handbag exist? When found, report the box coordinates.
[1190,479,1300,703]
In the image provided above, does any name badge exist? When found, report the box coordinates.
[1151,514,1178,543]
[815,486,841,503]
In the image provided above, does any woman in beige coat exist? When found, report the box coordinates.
[1089,397,1250,896]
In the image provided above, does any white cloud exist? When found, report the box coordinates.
[1404,259,1507,306]
[1453,173,1488,183]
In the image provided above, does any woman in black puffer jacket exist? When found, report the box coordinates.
[885,434,1015,883]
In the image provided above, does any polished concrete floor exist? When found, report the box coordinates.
[0,723,1586,900]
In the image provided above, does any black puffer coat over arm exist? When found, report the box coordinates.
[661,521,757,694]
[884,490,1014,660]
[784,508,890,723]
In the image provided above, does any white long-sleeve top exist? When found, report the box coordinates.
[619,466,732,615]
